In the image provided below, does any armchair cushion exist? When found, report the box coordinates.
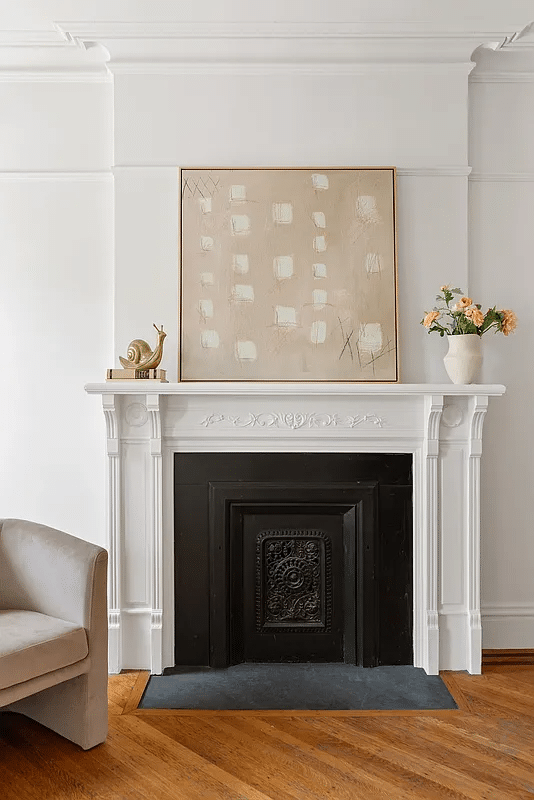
[0,610,88,691]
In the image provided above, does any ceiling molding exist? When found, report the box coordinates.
[493,20,534,49]
[54,21,508,67]
[53,21,522,41]
[0,21,524,72]
[0,30,66,48]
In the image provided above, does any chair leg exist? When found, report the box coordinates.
[8,670,108,750]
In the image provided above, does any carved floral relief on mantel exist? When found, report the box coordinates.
[200,412,385,430]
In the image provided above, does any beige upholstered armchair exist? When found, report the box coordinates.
[0,518,108,749]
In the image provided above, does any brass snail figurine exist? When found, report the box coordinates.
[120,324,167,371]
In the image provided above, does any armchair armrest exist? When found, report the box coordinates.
[0,518,107,637]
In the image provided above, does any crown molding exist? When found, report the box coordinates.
[0,21,524,72]
[54,21,505,67]
[492,20,534,49]
[0,30,66,48]
[0,29,110,80]
[506,40,534,49]
[53,21,521,42]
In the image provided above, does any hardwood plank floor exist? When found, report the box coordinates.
[1,667,534,799]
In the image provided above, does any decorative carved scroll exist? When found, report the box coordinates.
[201,411,384,429]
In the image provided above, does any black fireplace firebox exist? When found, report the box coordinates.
[174,453,412,668]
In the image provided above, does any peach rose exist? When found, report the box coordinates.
[458,296,473,309]
[440,285,449,292]
[465,307,485,327]
[423,311,440,328]
[500,309,517,336]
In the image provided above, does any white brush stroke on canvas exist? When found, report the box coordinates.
[235,340,257,361]
[310,320,327,344]
[312,289,327,309]
[312,211,326,228]
[273,255,294,280]
[231,215,250,235]
[198,298,214,319]
[275,305,297,327]
[272,203,293,224]
[366,253,382,273]
[231,284,255,302]
[313,263,327,279]
[230,185,246,202]
[199,197,212,214]
[200,236,214,251]
[312,173,329,190]
[356,195,381,224]
[200,272,214,286]
[200,330,220,348]
[232,254,249,275]
[314,235,326,253]
[358,322,383,353]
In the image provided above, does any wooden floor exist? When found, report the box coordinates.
[2,667,534,799]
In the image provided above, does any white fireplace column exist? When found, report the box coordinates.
[86,382,505,675]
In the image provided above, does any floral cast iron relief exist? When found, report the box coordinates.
[200,412,384,430]
[256,530,331,633]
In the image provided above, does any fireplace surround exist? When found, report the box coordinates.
[85,382,505,676]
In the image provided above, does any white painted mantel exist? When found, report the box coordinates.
[85,381,505,676]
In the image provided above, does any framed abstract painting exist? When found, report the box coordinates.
[179,167,398,382]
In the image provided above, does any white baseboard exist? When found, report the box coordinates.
[482,604,534,649]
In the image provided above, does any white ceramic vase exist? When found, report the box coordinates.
[443,334,482,384]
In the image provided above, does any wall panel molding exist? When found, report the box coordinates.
[111,164,472,177]
[0,71,110,82]
[0,171,113,181]
[482,603,534,617]
[470,71,534,82]
[469,172,534,182]
[108,62,475,77]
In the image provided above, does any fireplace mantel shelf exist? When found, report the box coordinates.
[88,380,505,679]
[85,382,505,396]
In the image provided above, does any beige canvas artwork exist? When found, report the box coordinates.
[179,167,398,381]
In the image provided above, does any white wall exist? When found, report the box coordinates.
[0,3,532,646]
[112,70,471,385]
[469,45,534,646]
[0,80,114,547]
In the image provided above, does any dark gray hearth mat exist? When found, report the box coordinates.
[139,663,458,710]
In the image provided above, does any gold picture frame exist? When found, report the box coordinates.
[179,166,398,382]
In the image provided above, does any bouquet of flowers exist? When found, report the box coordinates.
[421,286,517,337]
